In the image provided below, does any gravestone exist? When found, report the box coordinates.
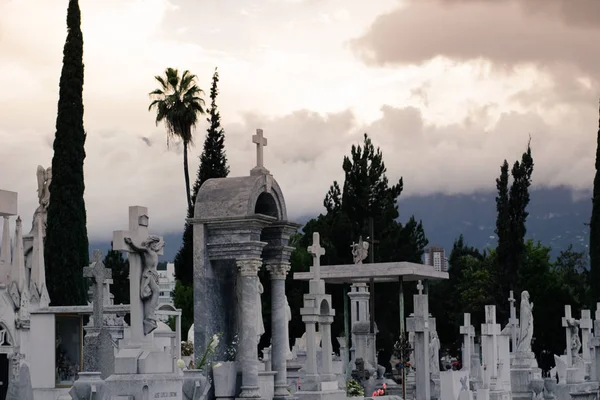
[104,206,182,400]
[82,250,116,378]
[296,232,344,400]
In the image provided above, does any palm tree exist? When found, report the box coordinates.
[149,68,205,209]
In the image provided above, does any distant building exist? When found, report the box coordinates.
[157,262,176,320]
[423,246,448,272]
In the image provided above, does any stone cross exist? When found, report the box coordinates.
[581,309,593,361]
[481,305,501,381]
[417,280,424,295]
[460,313,475,371]
[307,232,325,281]
[406,291,430,400]
[113,206,163,344]
[252,129,268,169]
[562,305,573,367]
[508,290,519,353]
[83,250,112,329]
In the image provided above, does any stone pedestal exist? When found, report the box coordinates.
[105,373,183,400]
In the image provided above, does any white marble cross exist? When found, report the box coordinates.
[307,232,325,281]
[581,309,593,361]
[562,305,573,367]
[460,313,475,371]
[83,250,112,329]
[113,206,163,343]
[252,129,268,169]
[417,280,424,295]
[508,290,519,352]
[481,305,501,380]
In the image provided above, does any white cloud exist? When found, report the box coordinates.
[0,0,597,243]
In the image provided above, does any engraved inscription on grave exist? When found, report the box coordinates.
[154,392,178,398]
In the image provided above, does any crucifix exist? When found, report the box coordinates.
[113,206,164,344]
[481,305,501,383]
[83,250,112,329]
[508,290,519,353]
[251,129,269,175]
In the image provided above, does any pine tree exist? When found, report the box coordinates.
[44,0,89,306]
[173,67,229,285]
[590,102,600,303]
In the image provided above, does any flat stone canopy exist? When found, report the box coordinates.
[293,261,449,283]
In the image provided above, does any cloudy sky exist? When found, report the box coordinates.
[0,0,598,240]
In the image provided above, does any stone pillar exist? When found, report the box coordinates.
[320,316,335,381]
[305,319,318,380]
[236,258,263,399]
[267,263,291,399]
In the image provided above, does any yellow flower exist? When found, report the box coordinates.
[176,359,186,369]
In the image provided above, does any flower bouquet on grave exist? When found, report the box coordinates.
[195,333,221,370]
[346,378,365,397]
[372,384,387,397]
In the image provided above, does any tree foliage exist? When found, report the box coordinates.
[172,68,229,339]
[103,247,130,306]
[149,67,206,210]
[45,0,89,306]
[286,133,428,365]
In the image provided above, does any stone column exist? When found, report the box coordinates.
[406,294,430,400]
[320,316,335,382]
[267,263,291,399]
[237,258,263,399]
[305,319,318,380]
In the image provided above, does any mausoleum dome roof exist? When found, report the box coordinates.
[194,174,287,221]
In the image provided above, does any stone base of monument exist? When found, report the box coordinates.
[430,375,440,400]
[295,380,345,400]
[555,381,599,400]
[510,367,542,398]
[104,372,183,400]
[114,346,174,374]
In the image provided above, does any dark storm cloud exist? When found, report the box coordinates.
[351,0,600,81]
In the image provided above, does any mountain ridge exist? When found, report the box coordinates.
[89,186,592,263]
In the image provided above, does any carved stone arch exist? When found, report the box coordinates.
[0,321,15,347]
[319,298,331,316]
[247,175,287,221]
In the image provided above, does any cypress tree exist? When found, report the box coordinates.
[174,67,229,285]
[495,160,510,271]
[590,102,600,303]
[44,0,89,306]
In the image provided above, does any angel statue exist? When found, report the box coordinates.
[123,235,165,335]
[28,165,52,237]
[351,236,369,264]
[516,291,534,353]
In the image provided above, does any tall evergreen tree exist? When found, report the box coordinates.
[45,0,89,306]
[590,102,600,303]
[173,67,229,285]
[493,141,534,317]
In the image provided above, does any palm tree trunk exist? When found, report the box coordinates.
[183,140,192,210]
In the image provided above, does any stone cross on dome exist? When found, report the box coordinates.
[251,129,270,176]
